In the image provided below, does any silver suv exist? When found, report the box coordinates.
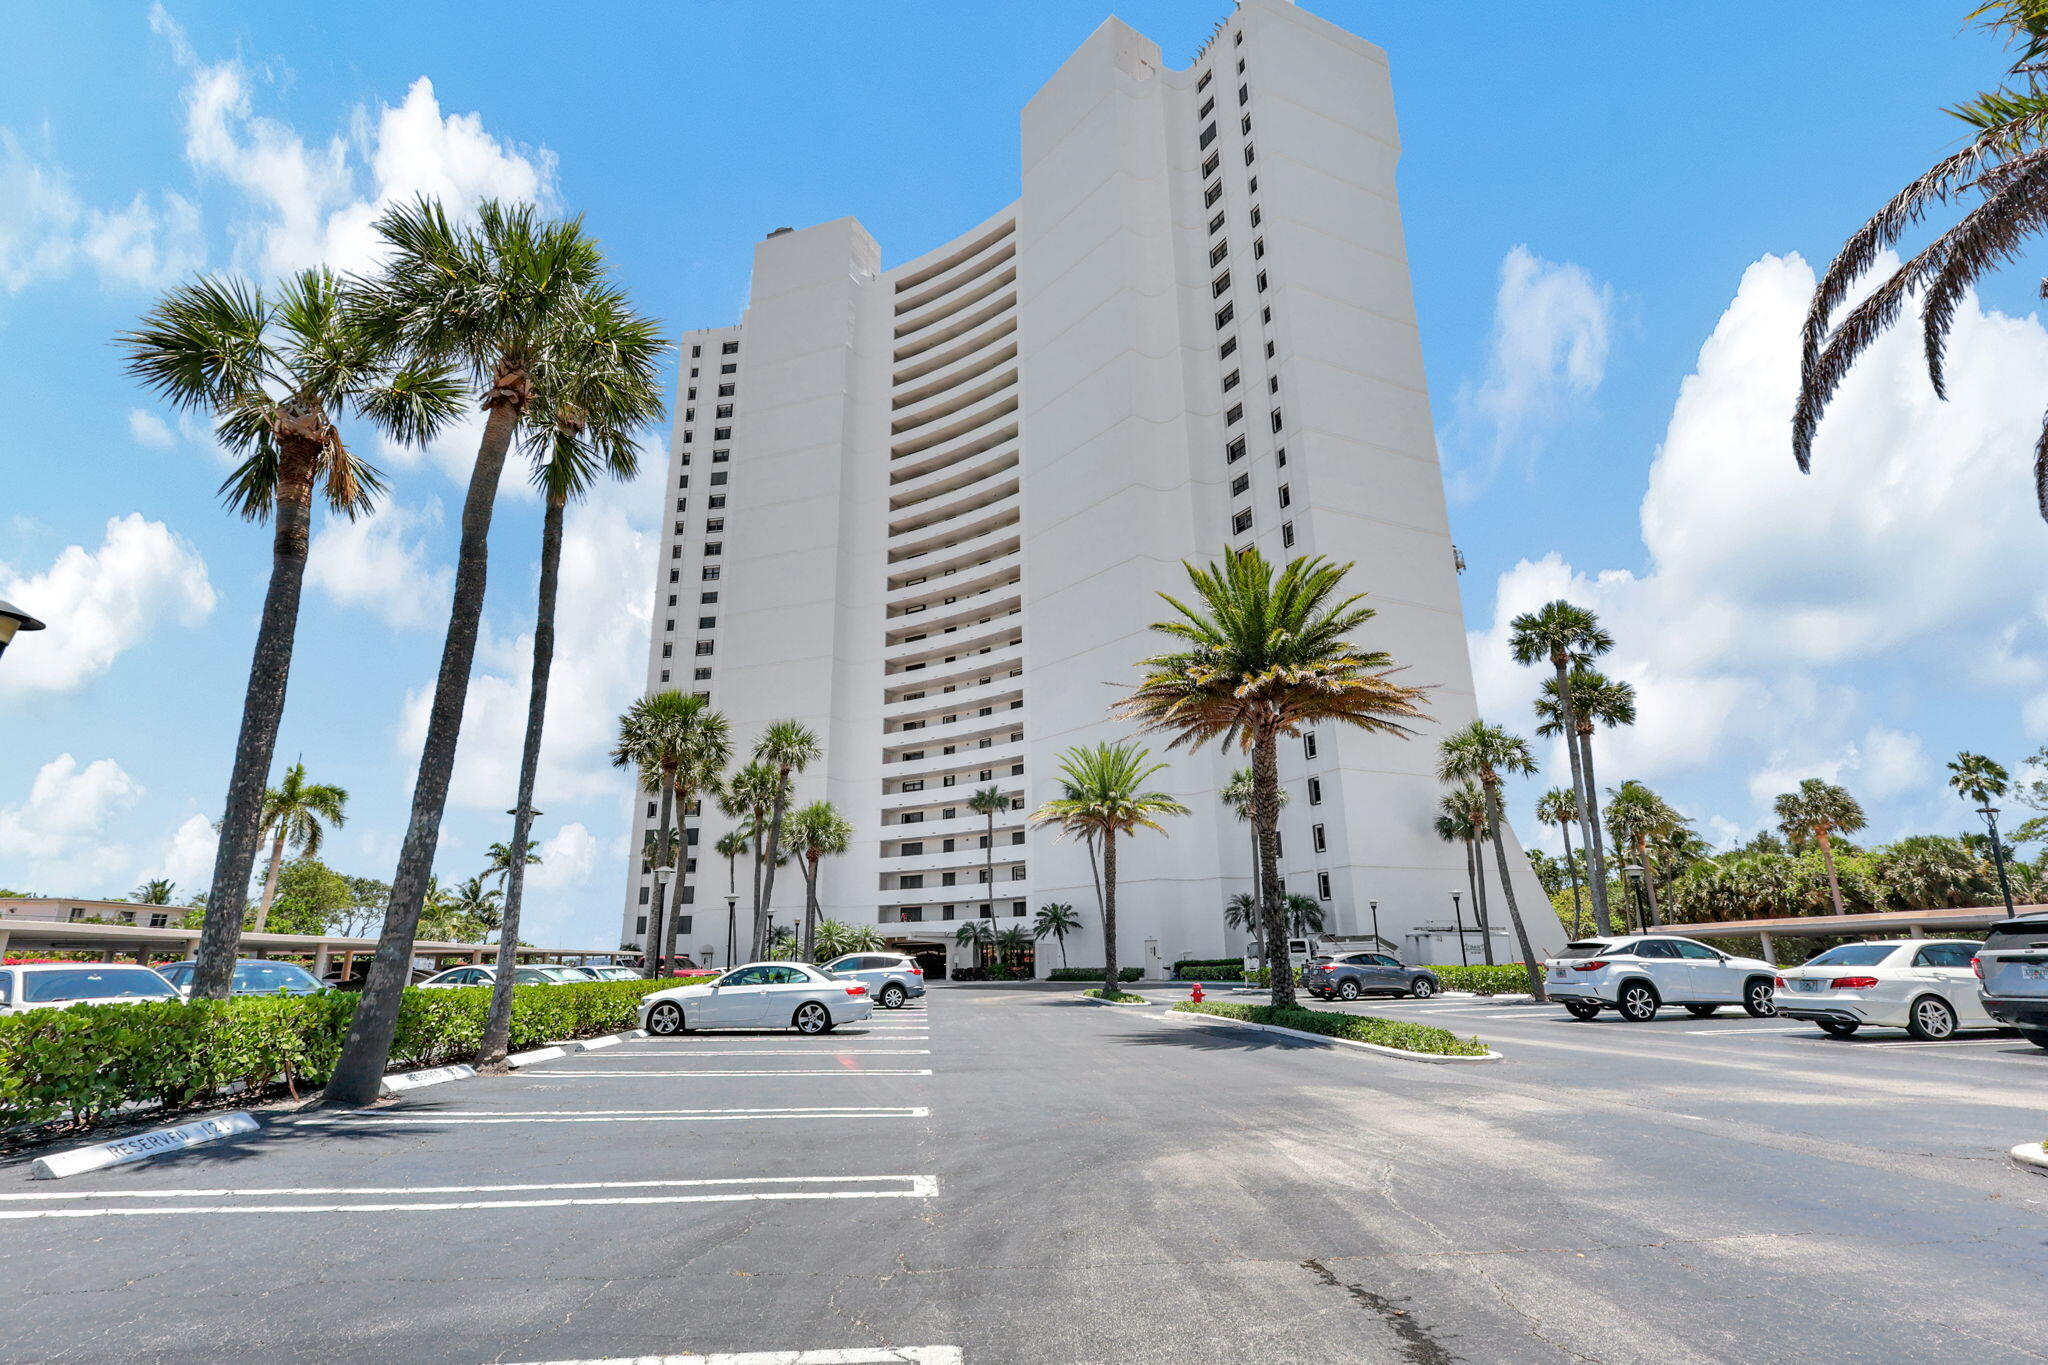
[1975,913,2048,1050]
[821,952,926,1009]
[1545,935,1777,1022]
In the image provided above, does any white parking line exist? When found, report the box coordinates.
[1680,1026,1810,1036]
[567,1049,931,1058]
[507,1349,961,1365]
[0,1174,939,1220]
[513,1069,935,1078]
[331,1107,932,1125]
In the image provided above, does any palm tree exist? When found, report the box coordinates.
[1438,721,1544,999]
[133,879,176,905]
[120,270,459,1000]
[1535,787,1585,935]
[1030,741,1189,998]
[995,925,1030,974]
[1283,892,1326,938]
[1032,902,1082,968]
[1220,766,1288,921]
[966,785,1009,919]
[611,692,729,986]
[714,826,750,966]
[954,918,995,973]
[327,199,618,1108]
[786,801,853,959]
[1223,891,1263,961]
[484,840,542,891]
[1509,601,1614,935]
[1605,780,1688,929]
[1795,3,2048,516]
[253,763,348,931]
[1565,668,1635,931]
[752,721,822,960]
[1772,778,1868,916]
[724,760,780,961]
[1949,750,2018,915]
[450,876,504,941]
[1120,550,1429,1009]
[1436,783,1493,963]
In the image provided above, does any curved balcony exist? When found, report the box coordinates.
[892,289,1015,365]
[884,719,1025,765]
[891,362,1017,438]
[894,217,1015,298]
[893,233,1015,318]
[881,811,1028,845]
[889,480,1018,540]
[889,447,1018,514]
[884,619,1021,671]
[883,645,1024,699]
[890,391,1019,462]
[883,739,1025,787]
[885,592,1023,647]
[889,417,1019,485]
[876,844,1029,878]
[878,783,1026,823]
[894,264,1016,342]
[888,500,1019,564]
[876,878,1027,909]
[888,563,1018,614]
[892,321,1018,400]
[883,674,1023,719]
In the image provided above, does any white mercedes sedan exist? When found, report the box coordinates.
[1774,939,1995,1040]
[639,961,873,1036]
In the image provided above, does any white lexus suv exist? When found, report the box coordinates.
[1544,935,1778,1022]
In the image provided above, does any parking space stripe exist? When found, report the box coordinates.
[331,1108,932,1125]
[511,1069,935,1078]
[506,1348,961,1365]
[566,1049,931,1058]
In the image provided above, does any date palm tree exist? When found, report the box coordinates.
[995,925,1030,974]
[484,293,664,1061]
[1438,722,1544,998]
[1796,2,2048,516]
[1536,786,1585,935]
[1772,778,1868,916]
[1033,901,1082,969]
[1030,741,1189,999]
[967,785,1010,919]
[1436,783,1493,963]
[253,763,348,931]
[119,269,460,999]
[786,801,853,960]
[724,759,780,960]
[1510,601,1614,934]
[328,199,621,1108]
[753,721,822,959]
[1120,550,1428,1009]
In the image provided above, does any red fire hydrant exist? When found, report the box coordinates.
[1190,981,1206,1004]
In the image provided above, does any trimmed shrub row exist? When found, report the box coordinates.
[1169,1000,1488,1056]
[1081,988,1147,1003]
[1046,967,1143,982]
[1173,966,1252,982]
[1171,958,1242,974]
[0,976,709,1130]
[1430,964,1538,996]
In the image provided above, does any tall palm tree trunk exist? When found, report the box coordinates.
[644,782,677,980]
[1252,733,1297,1008]
[1639,839,1665,927]
[663,778,693,972]
[1559,818,1584,937]
[192,454,318,1001]
[801,854,821,960]
[1472,831,1496,966]
[253,830,288,932]
[1483,783,1546,999]
[1553,660,1609,937]
[749,824,767,960]
[1818,829,1845,916]
[1462,838,1481,963]
[1577,724,1615,935]
[479,492,564,1064]
[1100,830,1119,996]
[326,389,521,1107]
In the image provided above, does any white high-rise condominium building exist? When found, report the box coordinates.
[621,0,1563,976]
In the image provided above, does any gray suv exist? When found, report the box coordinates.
[1304,952,1439,1001]
[822,952,926,1009]
[1976,913,2048,1049]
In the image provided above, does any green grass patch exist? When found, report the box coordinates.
[1082,988,1147,1004]
[1170,1000,1489,1056]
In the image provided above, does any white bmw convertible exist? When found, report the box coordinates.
[639,962,874,1036]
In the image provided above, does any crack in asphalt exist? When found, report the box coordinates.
[1302,1255,1459,1364]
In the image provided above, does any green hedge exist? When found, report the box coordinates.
[1169,1000,1488,1056]
[1046,967,1143,982]
[1430,964,1539,995]
[1171,958,1242,974]
[1082,988,1147,1003]
[0,976,709,1130]
[1173,966,1252,982]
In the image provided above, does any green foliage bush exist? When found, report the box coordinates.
[1171,958,1242,974]
[1430,964,1537,995]
[1169,1000,1488,1056]
[0,976,709,1130]
[1173,966,1251,982]
[1081,988,1147,1003]
[1046,967,1143,982]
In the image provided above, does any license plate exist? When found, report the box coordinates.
[1549,968,1565,979]
[2024,965,2048,980]
[1794,979,1820,992]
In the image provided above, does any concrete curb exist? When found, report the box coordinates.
[1152,1008,1505,1064]
[506,1046,568,1069]
[2008,1142,2048,1174]
[32,1111,260,1179]
[379,1063,477,1096]
[1076,992,1149,1007]
[546,1029,646,1052]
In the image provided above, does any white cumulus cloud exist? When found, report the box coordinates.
[0,514,216,698]
[0,128,202,294]
[128,409,175,448]
[305,499,453,630]
[158,812,219,889]
[0,754,145,893]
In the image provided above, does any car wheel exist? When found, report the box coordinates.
[793,1002,832,1035]
[1685,1004,1720,1018]
[1410,977,1437,998]
[646,1001,685,1036]
[1337,979,1361,1001]
[1562,1000,1601,1021]
[1742,978,1777,1018]
[1906,995,1958,1041]
[880,983,906,1009]
[1817,1019,1860,1038]
[2020,1028,2048,1052]
[1617,981,1660,1022]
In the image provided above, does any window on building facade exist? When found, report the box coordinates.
[1318,871,1332,901]
[1209,240,1228,267]
[1215,301,1233,328]
[1212,271,1231,298]
[1271,409,1283,432]
[1281,521,1295,548]
[693,667,711,681]
[1226,435,1246,463]
[704,541,722,555]
[1312,822,1327,853]
[702,566,720,580]
[694,640,714,656]
[1304,731,1318,759]
[1225,403,1244,425]
[1231,473,1250,497]
[1219,335,1237,359]
[1208,210,1225,234]
[1202,152,1220,177]
[713,427,731,440]
[717,383,734,397]
[1278,483,1291,508]
[1199,122,1217,148]
[698,616,716,629]
[713,449,730,462]
[1205,181,1223,208]
[1232,508,1253,534]
[721,340,739,354]
[715,404,733,419]
[1222,369,1240,392]
[1308,776,1323,805]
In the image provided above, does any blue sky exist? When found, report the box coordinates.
[4,1,2045,944]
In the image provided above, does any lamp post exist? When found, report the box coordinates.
[651,864,674,976]
[1368,898,1381,953]
[0,599,46,662]
[1450,890,1468,967]
[725,893,738,968]
[1979,804,2018,918]
[1623,864,1649,933]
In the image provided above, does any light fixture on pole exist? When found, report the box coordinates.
[1978,804,2018,918]
[651,864,675,975]
[1622,864,1648,933]
[725,893,738,968]
[1368,898,1381,952]
[1450,890,1468,967]
[0,599,46,661]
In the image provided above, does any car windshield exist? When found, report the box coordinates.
[158,964,195,987]
[232,962,321,992]
[1980,919,2048,952]
[1800,944,1900,968]
[21,968,177,1002]
[1554,941,1613,959]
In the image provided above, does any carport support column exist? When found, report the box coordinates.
[1908,925,1925,939]
[313,943,331,979]
[1757,932,1776,966]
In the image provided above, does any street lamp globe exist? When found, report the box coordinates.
[0,598,46,660]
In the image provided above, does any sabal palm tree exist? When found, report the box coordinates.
[1033,901,1082,968]
[786,801,853,959]
[1438,721,1544,998]
[1795,2,2048,516]
[1120,550,1428,1009]
[967,785,1010,918]
[1772,778,1868,916]
[1605,780,1688,929]
[1509,601,1614,935]
[1220,765,1288,915]
[120,269,459,1000]
[715,826,750,966]
[1436,783,1493,962]
[1949,749,2019,914]
[1536,787,1585,935]
[724,759,780,961]
[606,691,724,986]
[753,721,823,959]
[484,841,541,891]
[253,763,348,931]
[1030,741,1189,998]
[954,917,995,973]
[134,879,175,905]
[1564,668,1635,931]
[1283,892,1326,938]
[1223,891,1263,960]
[329,199,620,1108]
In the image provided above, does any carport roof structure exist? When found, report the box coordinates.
[0,917,626,971]
[1643,904,2042,959]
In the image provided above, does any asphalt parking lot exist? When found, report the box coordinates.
[6,984,2048,1363]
